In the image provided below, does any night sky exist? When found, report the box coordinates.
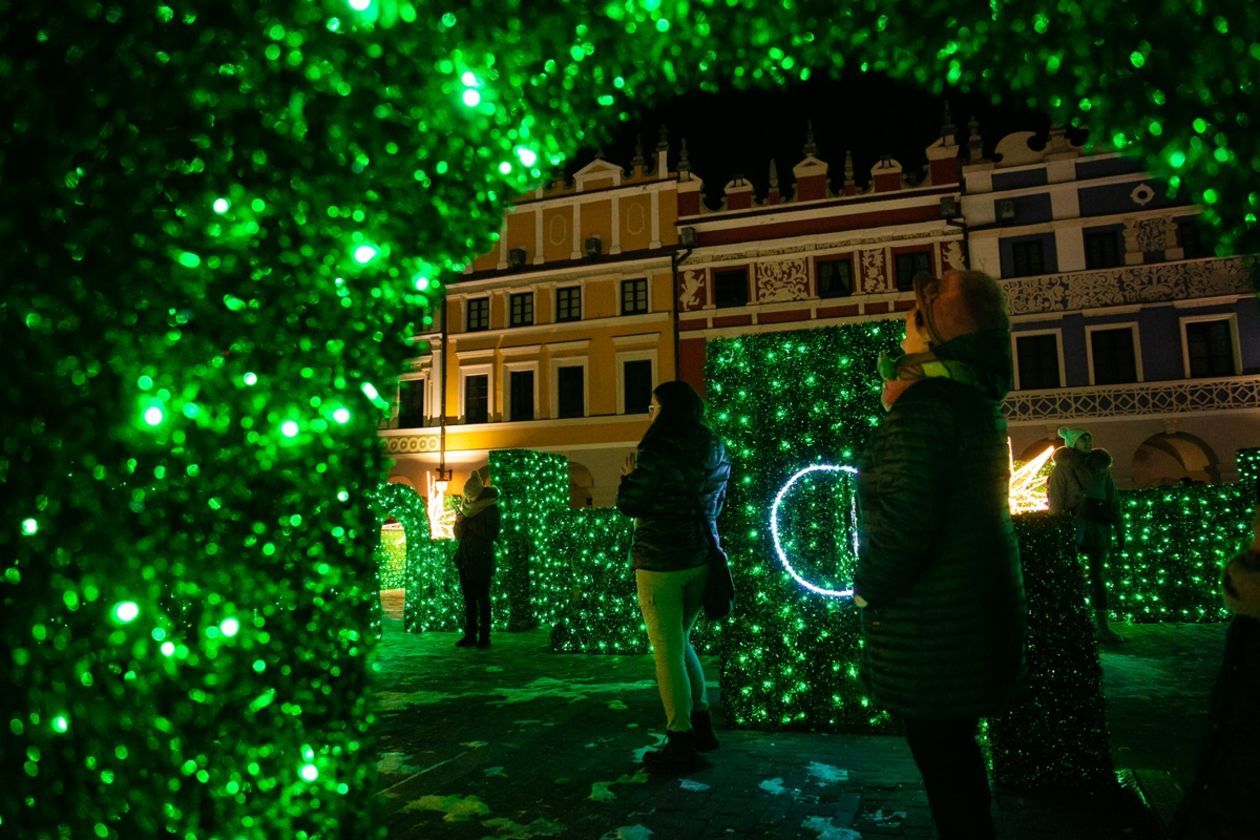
[575,72,1083,209]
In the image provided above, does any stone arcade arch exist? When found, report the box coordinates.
[1132,432,1222,487]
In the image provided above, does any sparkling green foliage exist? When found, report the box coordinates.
[1111,482,1253,622]
[706,323,903,731]
[375,528,407,590]
[491,450,569,631]
[989,515,1113,790]
[6,0,1260,834]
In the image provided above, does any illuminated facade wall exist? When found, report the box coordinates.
[963,130,1260,486]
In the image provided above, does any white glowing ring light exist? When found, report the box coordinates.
[770,464,859,599]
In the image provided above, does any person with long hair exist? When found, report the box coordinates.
[616,380,730,773]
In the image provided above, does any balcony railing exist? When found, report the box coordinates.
[1001,256,1255,316]
[1003,374,1260,421]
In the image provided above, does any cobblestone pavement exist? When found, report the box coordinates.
[372,592,1225,839]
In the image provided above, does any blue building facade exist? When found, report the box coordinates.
[962,127,1259,486]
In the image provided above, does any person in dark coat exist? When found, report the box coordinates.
[1168,504,1260,840]
[616,380,730,773]
[854,269,1026,840]
[453,468,500,649]
[1046,427,1125,643]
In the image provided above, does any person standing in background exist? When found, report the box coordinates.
[453,468,500,649]
[1047,427,1125,644]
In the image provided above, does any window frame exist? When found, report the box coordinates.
[816,255,855,299]
[503,361,540,422]
[615,349,657,415]
[1083,229,1123,270]
[1010,238,1047,278]
[459,366,492,424]
[397,374,428,428]
[619,277,650,316]
[712,267,750,309]
[1180,314,1241,379]
[893,249,933,292]
[465,296,491,332]
[555,285,583,323]
[1085,322,1143,385]
[550,358,588,419]
[508,291,535,327]
[1012,329,1066,390]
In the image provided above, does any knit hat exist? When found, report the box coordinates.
[463,469,484,501]
[1058,427,1090,449]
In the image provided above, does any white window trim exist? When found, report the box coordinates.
[555,284,584,323]
[458,363,495,424]
[1084,322,1144,385]
[507,289,536,328]
[615,349,658,415]
[464,294,492,332]
[549,356,589,419]
[618,275,652,316]
[397,372,430,427]
[502,360,541,422]
[1179,313,1242,378]
[1012,329,1066,390]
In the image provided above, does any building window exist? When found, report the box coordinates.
[1089,327,1138,385]
[509,292,534,327]
[1011,240,1046,277]
[556,286,581,322]
[1084,230,1122,269]
[1178,219,1209,259]
[817,258,854,298]
[621,278,649,315]
[623,359,653,414]
[556,366,584,418]
[508,370,534,421]
[1015,333,1061,390]
[466,298,489,332]
[464,374,489,423]
[714,268,749,308]
[1185,320,1235,378]
[894,251,932,292]
[398,379,425,428]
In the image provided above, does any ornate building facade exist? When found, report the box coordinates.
[383,121,1258,503]
[963,128,1259,485]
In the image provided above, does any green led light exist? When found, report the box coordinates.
[333,407,351,424]
[113,601,140,624]
[21,518,38,536]
[1169,150,1187,168]
[348,0,370,10]
[51,715,69,734]
[461,89,481,107]
[280,421,299,438]
[143,406,164,426]
[300,763,319,782]
[220,617,240,637]
[176,251,201,269]
[212,198,230,214]
[352,244,378,264]
[498,161,512,175]
[1202,188,1219,204]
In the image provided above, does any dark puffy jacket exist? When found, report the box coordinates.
[854,328,1026,720]
[1169,551,1260,840]
[453,487,501,581]
[1046,447,1120,549]
[616,426,730,572]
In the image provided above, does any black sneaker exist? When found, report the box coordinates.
[643,730,701,774]
[691,709,720,752]
[454,636,476,648]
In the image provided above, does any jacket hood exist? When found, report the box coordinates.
[931,328,1013,401]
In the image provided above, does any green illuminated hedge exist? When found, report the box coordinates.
[7,0,1260,834]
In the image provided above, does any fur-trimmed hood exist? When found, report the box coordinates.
[1052,445,1113,473]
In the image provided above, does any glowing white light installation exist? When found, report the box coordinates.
[1009,442,1055,514]
[769,464,859,599]
[426,475,456,540]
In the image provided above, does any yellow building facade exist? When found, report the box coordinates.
[380,142,696,506]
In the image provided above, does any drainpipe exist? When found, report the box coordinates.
[437,296,451,483]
